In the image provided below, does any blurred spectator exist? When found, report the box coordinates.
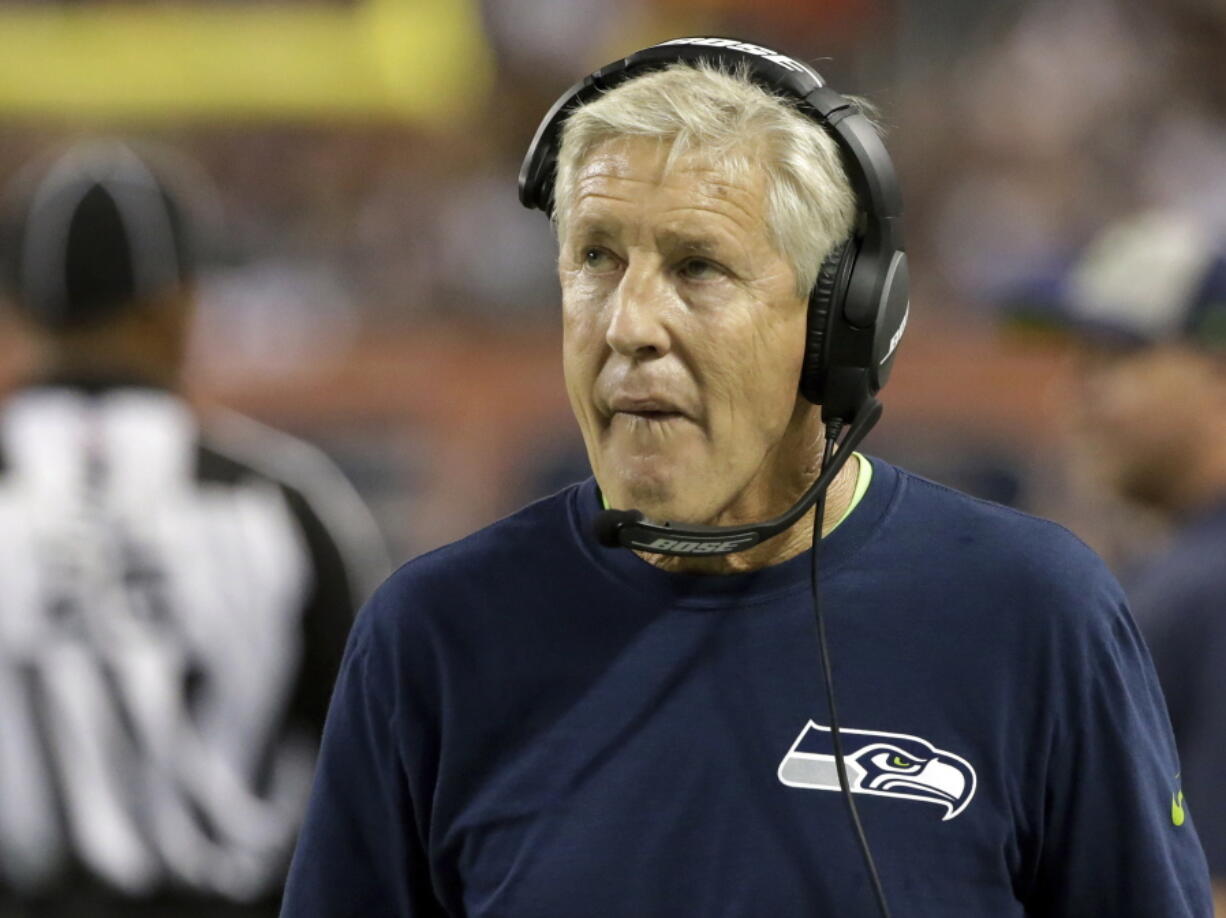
[0,141,388,917]
[1008,208,1226,911]
[898,0,1226,328]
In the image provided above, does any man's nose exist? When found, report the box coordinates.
[606,260,672,359]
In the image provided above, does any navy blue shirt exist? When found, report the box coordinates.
[282,458,1211,916]
[1127,498,1226,880]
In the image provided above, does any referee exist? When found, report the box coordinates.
[0,141,388,918]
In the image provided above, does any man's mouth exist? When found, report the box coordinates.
[607,396,690,423]
[617,409,684,421]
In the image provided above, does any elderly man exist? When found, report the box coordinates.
[282,41,1211,917]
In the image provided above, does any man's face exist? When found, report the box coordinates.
[559,135,812,523]
[1070,343,1211,510]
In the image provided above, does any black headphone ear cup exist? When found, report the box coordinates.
[801,242,848,405]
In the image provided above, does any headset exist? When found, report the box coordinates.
[519,37,909,558]
[520,38,909,917]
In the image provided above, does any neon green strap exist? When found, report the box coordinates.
[829,451,872,534]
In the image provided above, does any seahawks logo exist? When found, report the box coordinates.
[778,721,977,821]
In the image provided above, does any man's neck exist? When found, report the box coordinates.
[635,452,862,575]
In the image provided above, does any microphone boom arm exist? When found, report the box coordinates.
[595,398,883,556]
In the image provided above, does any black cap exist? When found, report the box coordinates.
[0,141,197,329]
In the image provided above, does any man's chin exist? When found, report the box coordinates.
[606,471,673,514]
[1117,467,1177,513]
[600,466,722,524]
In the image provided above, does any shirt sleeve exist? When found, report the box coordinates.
[1131,574,1226,881]
[1025,578,1213,916]
[280,590,446,918]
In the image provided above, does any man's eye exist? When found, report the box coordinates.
[679,257,720,280]
[583,248,616,272]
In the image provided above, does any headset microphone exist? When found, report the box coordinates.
[594,398,883,556]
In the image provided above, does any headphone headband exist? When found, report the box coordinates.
[519,38,900,233]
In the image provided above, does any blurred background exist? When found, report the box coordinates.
[1,0,1222,569]
[5,0,1226,913]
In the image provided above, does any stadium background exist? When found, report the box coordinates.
[1,0,1222,569]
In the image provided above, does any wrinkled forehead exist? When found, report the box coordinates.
[567,135,771,239]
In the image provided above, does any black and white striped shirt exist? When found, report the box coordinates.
[0,379,388,917]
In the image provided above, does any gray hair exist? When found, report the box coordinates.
[553,62,859,298]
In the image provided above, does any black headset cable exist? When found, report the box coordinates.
[810,422,892,918]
